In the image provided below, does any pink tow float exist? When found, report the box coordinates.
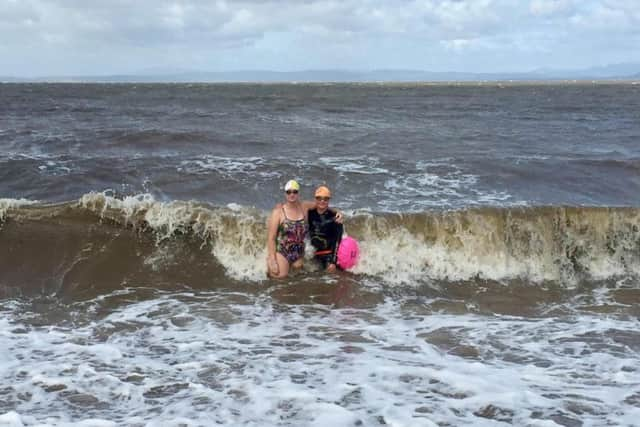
[337,236,360,270]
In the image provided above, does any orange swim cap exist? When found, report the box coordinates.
[314,186,331,198]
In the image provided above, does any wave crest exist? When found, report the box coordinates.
[78,192,269,281]
[348,207,640,284]
[1,193,639,297]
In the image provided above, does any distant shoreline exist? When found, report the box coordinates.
[2,66,639,85]
[2,79,639,85]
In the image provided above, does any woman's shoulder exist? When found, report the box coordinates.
[270,204,284,219]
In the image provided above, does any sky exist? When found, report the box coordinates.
[1,0,639,77]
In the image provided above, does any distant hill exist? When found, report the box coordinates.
[3,63,639,83]
[529,63,640,80]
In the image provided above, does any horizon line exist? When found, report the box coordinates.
[3,63,640,81]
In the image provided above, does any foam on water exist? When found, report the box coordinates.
[2,194,639,288]
[380,160,522,211]
[79,192,269,281]
[1,292,640,426]
[76,194,640,286]
[318,156,390,175]
[350,207,640,285]
[0,198,38,222]
[177,156,269,177]
[312,157,522,211]
[37,160,73,176]
[3,79,640,427]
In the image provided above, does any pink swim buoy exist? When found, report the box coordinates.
[337,236,360,270]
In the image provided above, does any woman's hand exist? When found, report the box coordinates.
[266,206,283,277]
[268,255,279,275]
[334,210,344,224]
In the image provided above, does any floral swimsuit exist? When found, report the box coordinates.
[276,207,307,263]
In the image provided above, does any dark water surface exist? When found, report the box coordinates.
[1,83,639,208]
[1,83,640,426]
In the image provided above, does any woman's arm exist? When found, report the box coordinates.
[301,199,343,223]
[266,207,281,272]
[300,200,316,211]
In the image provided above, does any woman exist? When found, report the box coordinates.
[266,180,308,278]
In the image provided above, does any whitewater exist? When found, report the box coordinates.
[1,82,639,426]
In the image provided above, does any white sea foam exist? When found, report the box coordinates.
[1,293,639,426]
[177,156,267,176]
[172,154,520,212]
[3,193,638,287]
[79,192,268,281]
[0,198,38,221]
[356,214,532,284]
[0,412,23,427]
[319,156,389,175]
[387,206,637,284]
[72,193,640,285]
[380,161,519,211]
[37,160,73,176]
[79,192,157,226]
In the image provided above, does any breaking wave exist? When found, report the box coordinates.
[1,192,639,298]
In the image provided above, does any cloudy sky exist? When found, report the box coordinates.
[1,0,639,76]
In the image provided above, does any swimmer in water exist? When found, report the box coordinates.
[306,185,343,273]
[266,180,308,279]
[266,180,343,278]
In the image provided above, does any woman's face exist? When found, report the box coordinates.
[285,189,299,202]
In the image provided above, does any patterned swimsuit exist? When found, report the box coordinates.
[276,207,307,263]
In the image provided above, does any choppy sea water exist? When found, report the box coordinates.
[1,83,640,426]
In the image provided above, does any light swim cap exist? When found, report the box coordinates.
[314,186,331,198]
[284,180,300,191]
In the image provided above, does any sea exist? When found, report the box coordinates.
[1,82,639,427]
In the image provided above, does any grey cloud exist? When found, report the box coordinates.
[0,0,638,75]
[2,0,636,46]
